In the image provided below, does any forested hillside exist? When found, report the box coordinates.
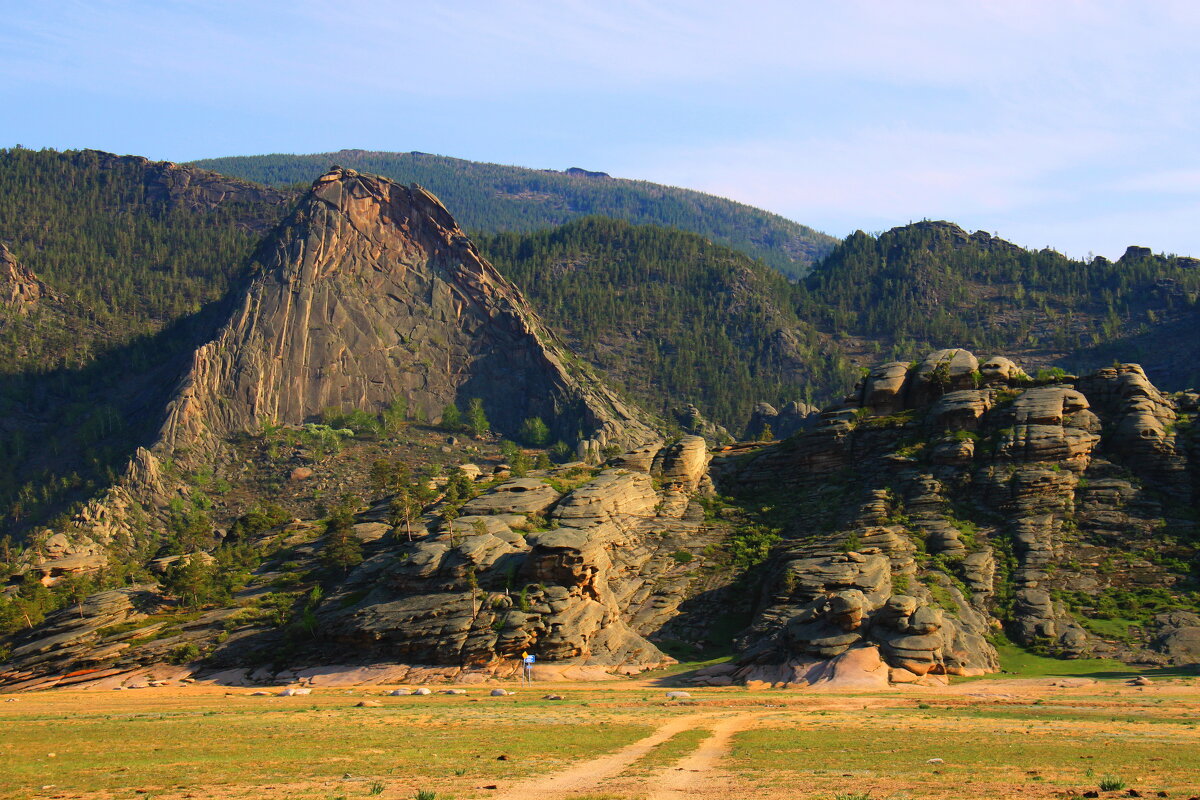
[5,151,1200,547]
[0,148,291,538]
[0,151,837,542]
[477,218,859,428]
[800,221,1200,388]
[190,149,837,278]
[0,147,291,372]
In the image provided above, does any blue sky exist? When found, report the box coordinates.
[3,0,1200,259]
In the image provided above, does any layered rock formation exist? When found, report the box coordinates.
[312,438,723,672]
[718,348,1199,678]
[157,167,658,462]
[2,439,728,686]
[5,344,1197,690]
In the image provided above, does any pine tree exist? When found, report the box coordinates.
[466,398,490,438]
[440,403,462,430]
[520,416,550,446]
[322,506,363,573]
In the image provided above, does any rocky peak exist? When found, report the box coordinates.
[563,167,610,179]
[155,167,659,461]
[1120,245,1153,262]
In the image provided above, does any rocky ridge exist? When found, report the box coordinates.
[80,149,292,225]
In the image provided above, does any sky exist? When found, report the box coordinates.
[3,0,1200,259]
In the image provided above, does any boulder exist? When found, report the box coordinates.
[1151,612,1200,664]
[552,470,659,527]
[861,362,911,414]
[461,479,562,516]
[979,356,1026,383]
[911,349,979,403]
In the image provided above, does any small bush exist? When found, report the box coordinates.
[1098,776,1126,791]
[323,407,381,437]
[549,440,573,462]
[168,642,201,665]
[1036,366,1069,382]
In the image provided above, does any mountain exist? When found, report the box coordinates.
[3,151,1200,691]
[154,167,659,467]
[475,217,858,431]
[189,149,838,279]
[799,221,1200,389]
[5,165,661,568]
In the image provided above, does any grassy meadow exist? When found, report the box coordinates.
[0,659,1197,800]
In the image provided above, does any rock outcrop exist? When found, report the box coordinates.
[301,441,721,672]
[718,348,1200,674]
[675,404,732,444]
[744,400,819,440]
[81,150,291,225]
[1,243,54,312]
[1,435,730,687]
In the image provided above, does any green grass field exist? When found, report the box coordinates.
[1,666,1198,800]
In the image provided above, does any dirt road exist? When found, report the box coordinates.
[490,710,764,799]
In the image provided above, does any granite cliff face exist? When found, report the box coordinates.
[157,168,658,463]
[716,349,1199,685]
